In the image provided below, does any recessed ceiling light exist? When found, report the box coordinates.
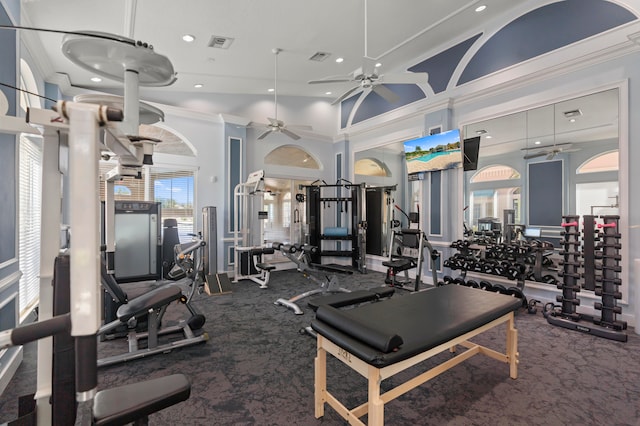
[182,34,196,43]
[475,5,487,12]
[268,88,275,92]
[476,129,487,135]
[335,57,344,63]
[486,135,493,139]
[194,83,203,88]
[534,140,541,145]
[325,91,332,95]
[375,62,382,68]
[90,77,102,82]
[570,118,576,123]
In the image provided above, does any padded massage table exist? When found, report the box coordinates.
[311,285,521,426]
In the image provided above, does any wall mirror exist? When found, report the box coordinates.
[353,143,406,257]
[462,87,620,289]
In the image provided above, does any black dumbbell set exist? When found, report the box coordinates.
[437,275,527,310]
[544,215,627,342]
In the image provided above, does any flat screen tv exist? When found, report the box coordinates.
[404,129,462,178]
[463,136,481,171]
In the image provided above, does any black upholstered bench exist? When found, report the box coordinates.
[307,287,395,311]
[93,374,191,425]
[311,285,521,426]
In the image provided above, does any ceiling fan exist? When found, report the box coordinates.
[522,142,578,160]
[308,0,428,105]
[251,48,312,140]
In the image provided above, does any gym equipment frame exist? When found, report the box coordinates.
[311,286,520,426]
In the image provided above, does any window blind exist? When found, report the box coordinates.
[18,135,42,319]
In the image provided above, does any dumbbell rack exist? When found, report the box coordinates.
[593,215,627,336]
[545,215,627,342]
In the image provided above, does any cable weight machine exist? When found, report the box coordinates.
[303,181,367,273]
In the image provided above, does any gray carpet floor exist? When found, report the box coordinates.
[1,269,639,425]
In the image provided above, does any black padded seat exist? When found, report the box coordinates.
[308,287,395,311]
[93,374,191,426]
[382,258,413,270]
[115,285,182,322]
[311,285,522,368]
[309,263,354,274]
[256,263,276,271]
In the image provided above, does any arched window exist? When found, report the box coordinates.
[264,145,320,169]
[577,150,618,174]
[19,59,42,112]
[354,158,391,177]
[470,165,520,183]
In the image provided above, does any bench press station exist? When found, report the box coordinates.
[273,242,352,314]
[311,285,521,426]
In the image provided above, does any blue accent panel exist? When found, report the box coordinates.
[408,34,482,94]
[430,171,442,235]
[340,94,360,129]
[458,0,637,85]
[352,84,426,125]
[1,3,16,116]
[44,82,59,110]
[0,136,16,264]
[227,135,242,234]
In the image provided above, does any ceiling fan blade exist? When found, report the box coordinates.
[521,142,572,151]
[546,152,557,160]
[380,71,429,85]
[308,77,353,84]
[257,129,273,140]
[267,117,284,127]
[331,86,361,105]
[248,121,269,128]
[371,84,400,104]
[280,127,301,140]
[523,151,548,160]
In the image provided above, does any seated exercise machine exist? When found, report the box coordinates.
[7,100,192,424]
[382,227,439,291]
[273,242,352,315]
[98,237,209,367]
[311,285,521,426]
[234,246,276,289]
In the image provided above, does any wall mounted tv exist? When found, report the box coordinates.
[404,129,462,178]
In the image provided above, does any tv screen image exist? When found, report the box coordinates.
[404,129,462,176]
[463,136,481,171]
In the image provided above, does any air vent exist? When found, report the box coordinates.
[208,35,234,49]
[563,109,582,118]
[309,51,331,62]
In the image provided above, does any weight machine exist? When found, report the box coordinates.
[232,170,276,287]
[382,208,439,291]
[303,181,367,273]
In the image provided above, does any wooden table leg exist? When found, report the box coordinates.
[315,336,327,418]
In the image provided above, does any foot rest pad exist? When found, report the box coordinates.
[255,263,276,271]
[308,287,395,311]
[93,374,191,426]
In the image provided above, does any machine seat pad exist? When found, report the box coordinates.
[308,287,395,311]
[256,263,276,271]
[310,263,354,274]
[251,247,275,256]
[311,285,522,368]
[93,374,191,426]
[382,258,413,270]
[116,285,182,322]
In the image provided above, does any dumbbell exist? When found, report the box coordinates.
[556,295,580,305]
[479,280,494,291]
[504,286,528,308]
[594,288,622,299]
[464,279,480,289]
[491,283,507,293]
[594,302,622,314]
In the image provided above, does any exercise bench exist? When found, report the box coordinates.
[311,285,521,426]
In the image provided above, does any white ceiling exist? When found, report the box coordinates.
[20,0,528,101]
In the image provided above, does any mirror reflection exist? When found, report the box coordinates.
[462,88,619,288]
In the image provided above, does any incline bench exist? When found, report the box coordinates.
[311,285,521,426]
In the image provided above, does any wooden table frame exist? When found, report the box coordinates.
[314,311,518,426]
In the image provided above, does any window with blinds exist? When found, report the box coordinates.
[19,135,43,319]
[99,163,195,242]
